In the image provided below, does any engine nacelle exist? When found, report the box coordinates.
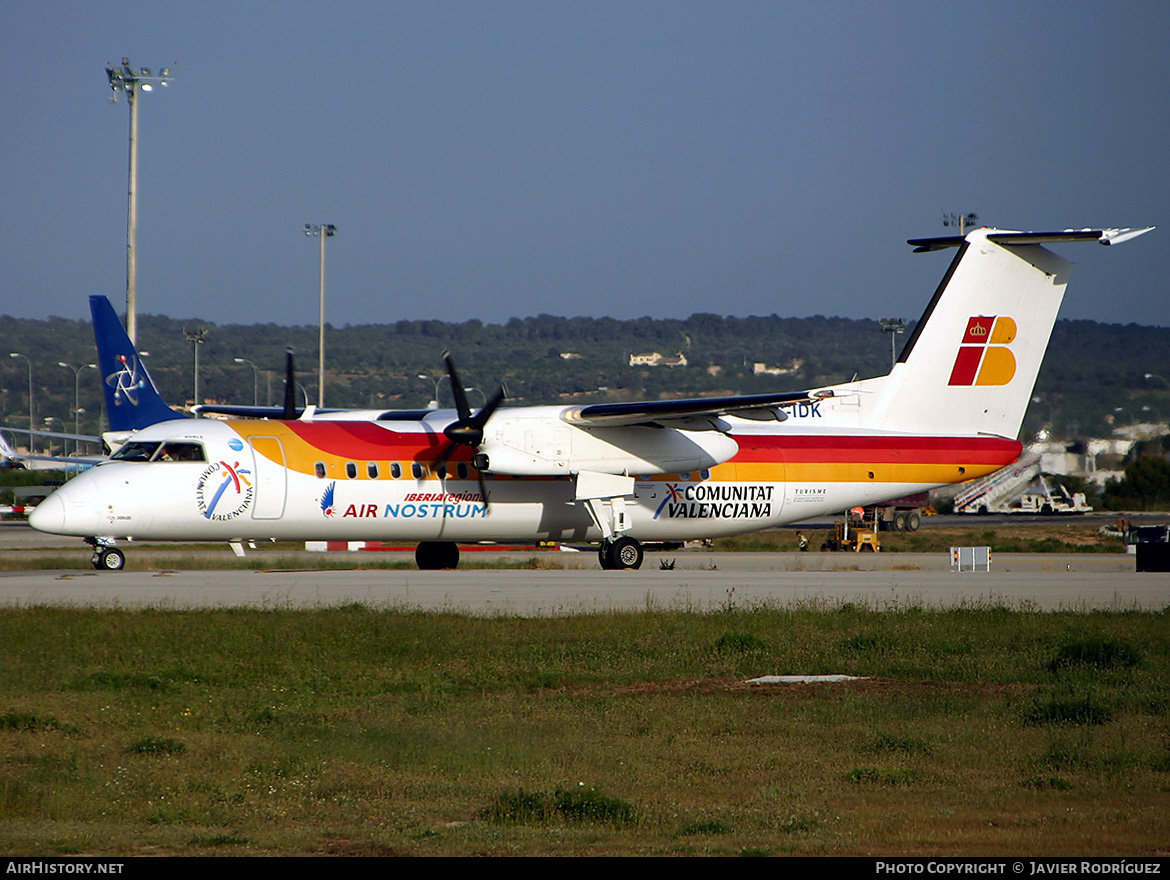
[475,414,738,476]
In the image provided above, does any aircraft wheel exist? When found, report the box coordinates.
[415,541,459,570]
[598,541,616,570]
[95,548,125,571]
[610,537,644,570]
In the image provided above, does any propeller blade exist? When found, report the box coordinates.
[433,439,459,467]
[468,385,505,430]
[437,352,506,454]
[442,351,472,422]
[476,469,491,512]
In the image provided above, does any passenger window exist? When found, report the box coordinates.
[367,462,379,479]
[435,464,447,480]
[315,462,326,479]
[390,462,402,479]
[345,462,357,479]
[457,462,468,480]
[411,462,424,480]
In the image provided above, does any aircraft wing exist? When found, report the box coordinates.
[2,425,105,444]
[560,389,833,428]
[193,404,320,419]
[191,403,436,422]
[6,452,106,467]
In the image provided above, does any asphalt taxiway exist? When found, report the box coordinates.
[2,520,1165,615]
[0,549,1164,614]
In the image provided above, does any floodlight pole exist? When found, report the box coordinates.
[942,211,979,237]
[59,362,97,456]
[878,318,905,371]
[106,58,173,343]
[185,327,207,410]
[304,223,337,407]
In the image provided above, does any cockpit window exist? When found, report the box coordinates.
[156,442,206,462]
[111,441,161,462]
[110,441,206,463]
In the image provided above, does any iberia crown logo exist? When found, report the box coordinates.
[948,316,1017,386]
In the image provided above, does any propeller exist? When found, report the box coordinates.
[282,348,301,420]
[436,351,505,507]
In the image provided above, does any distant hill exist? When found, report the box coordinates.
[1,310,1167,443]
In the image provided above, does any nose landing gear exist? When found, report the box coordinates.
[86,539,126,571]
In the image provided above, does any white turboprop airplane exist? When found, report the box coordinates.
[30,226,1152,571]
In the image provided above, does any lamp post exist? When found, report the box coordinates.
[303,223,337,407]
[44,417,63,457]
[105,59,174,344]
[234,357,259,405]
[9,353,33,453]
[184,327,207,410]
[58,362,97,455]
[419,373,443,409]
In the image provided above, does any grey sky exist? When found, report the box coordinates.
[2,1,1166,328]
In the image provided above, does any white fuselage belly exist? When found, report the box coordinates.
[35,420,978,544]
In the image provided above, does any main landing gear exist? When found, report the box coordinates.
[598,536,644,570]
[415,541,460,570]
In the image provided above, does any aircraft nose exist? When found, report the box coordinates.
[28,493,66,534]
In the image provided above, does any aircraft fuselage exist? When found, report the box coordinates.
[30,416,1020,545]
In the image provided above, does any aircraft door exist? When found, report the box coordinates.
[248,437,287,519]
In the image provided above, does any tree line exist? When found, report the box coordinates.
[1,310,1168,446]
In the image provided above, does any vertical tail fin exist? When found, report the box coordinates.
[863,227,1152,438]
[90,295,188,431]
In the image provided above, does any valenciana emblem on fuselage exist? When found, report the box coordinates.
[196,460,254,521]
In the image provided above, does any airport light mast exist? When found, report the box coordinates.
[303,223,337,407]
[184,327,207,410]
[106,58,174,344]
[942,212,979,236]
[878,317,905,370]
[59,362,98,455]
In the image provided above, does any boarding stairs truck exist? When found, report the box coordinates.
[954,453,1041,514]
[954,453,1091,515]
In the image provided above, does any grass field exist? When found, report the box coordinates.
[1,603,1166,856]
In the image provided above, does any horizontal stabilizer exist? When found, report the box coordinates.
[908,227,1153,252]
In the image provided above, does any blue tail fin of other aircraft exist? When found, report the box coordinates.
[90,295,188,431]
